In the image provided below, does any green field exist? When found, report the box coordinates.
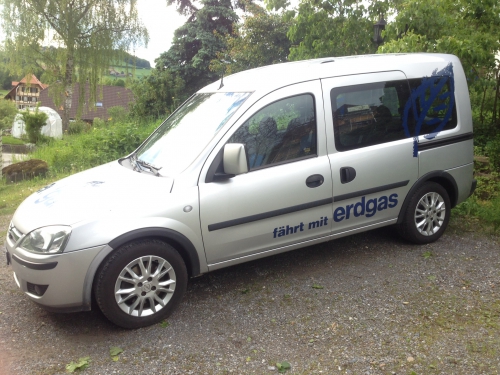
[104,65,152,81]
[0,89,9,97]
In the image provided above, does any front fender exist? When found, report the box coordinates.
[81,225,206,311]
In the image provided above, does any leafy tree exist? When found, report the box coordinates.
[129,69,185,120]
[0,99,17,129]
[121,51,151,69]
[286,0,386,60]
[379,0,500,145]
[101,77,127,87]
[211,3,292,75]
[0,49,16,90]
[0,0,148,132]
[0,66,15,91]
[157,0,238,94]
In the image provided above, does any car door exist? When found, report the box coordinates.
[199,81,333,267]
[322,71,418,235]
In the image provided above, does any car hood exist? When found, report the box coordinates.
[13,161,175,233]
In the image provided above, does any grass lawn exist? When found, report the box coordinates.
[2,135,26,145]
[0,89,9,97]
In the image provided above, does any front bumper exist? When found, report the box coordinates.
[5,234,105,312]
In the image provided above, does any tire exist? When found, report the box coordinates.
[397,182,450,244]
[94,239,187,329]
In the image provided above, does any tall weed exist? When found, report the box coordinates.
[479,195,500,233]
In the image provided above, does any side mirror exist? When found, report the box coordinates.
[223,143,248,175]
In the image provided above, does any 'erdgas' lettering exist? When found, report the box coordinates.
[334,194,398,222]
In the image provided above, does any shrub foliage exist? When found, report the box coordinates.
[21,108,48,143]
[32,119,159,172]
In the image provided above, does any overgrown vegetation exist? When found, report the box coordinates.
[30,118,159,173]
[452,154,500,233]
[21,107,48,144]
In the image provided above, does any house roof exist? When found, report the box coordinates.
[18,74,49,89]
[38,83,135,121]
[4,74,49,100]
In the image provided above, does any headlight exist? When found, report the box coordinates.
[19,226,72,254]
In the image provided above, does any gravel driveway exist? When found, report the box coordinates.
[1,214,499,375]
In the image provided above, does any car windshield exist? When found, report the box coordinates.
[135,92,251,176]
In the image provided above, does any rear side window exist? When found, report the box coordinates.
[229,94,317,170]
[331,81,411,151]
[406,77,457,137]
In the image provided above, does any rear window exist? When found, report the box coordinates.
[406,77,457,138]
[331,76,458,152]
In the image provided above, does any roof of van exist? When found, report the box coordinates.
[200,53,459,93]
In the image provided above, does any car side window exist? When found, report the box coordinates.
[229,94,317,170]
[331,80,412,152]
[407,77,457,135]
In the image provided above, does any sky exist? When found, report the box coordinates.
[134,0,188,66]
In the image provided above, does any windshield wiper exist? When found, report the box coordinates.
[130,154,142,173]
[136,158,162,177]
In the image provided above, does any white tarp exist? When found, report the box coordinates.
[11,106,63,139]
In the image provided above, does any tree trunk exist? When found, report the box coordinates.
[479,85,487,123]
[492,70,500,127]
[61,53,74,133]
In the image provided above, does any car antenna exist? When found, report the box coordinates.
[218,70,224,90]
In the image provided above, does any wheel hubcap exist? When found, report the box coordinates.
[114,256,176,317]
[414,192,446,236]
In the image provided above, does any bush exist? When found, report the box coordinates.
[68,119,89,135]
[0,99,18,130]
[107,106,129,123]
[92,118,106,128]
[21,107,48,144]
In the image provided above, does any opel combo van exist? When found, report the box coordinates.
[5,54,476,328]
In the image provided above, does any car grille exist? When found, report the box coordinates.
[8,223,23,244]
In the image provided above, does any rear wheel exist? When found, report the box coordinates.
[94,239,187,329]
[398,182,450,244]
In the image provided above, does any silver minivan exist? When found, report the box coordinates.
[5,54,476,328]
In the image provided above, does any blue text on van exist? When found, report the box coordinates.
[333,194,398,222]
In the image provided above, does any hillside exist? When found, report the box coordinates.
[105,65,152,81]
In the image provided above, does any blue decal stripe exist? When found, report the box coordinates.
[333,180,409,203]
[208,198,334,232]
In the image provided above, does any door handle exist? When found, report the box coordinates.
[306,174,324,188]
[340,167,356,184]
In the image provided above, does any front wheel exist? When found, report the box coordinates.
[94,239,187,329]
[397,182,450,244]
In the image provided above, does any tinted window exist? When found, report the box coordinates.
[406,77,457,136]
[229,94,317,170]
[331,81,411,151]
